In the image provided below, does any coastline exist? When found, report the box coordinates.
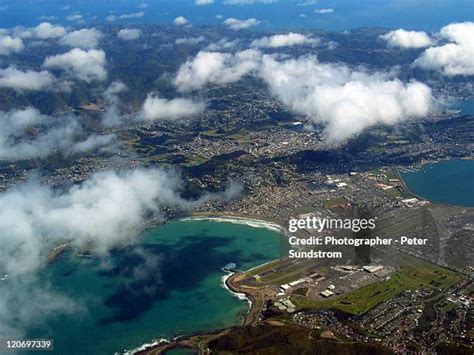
[126,213,285,354]
[396,158,474,208]
[179,214,285,233]
[221,272,252,308]
[130,159,474,354]
[129,271,264,355]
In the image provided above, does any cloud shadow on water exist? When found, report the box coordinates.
[97,236,243,325]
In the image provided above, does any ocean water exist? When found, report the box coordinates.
[401,159,474,207]
[0,0,472,31]
[455,98,474,116]
[26,220,281,354]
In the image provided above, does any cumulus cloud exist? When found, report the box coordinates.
[379,29,434,48]
[0,35,24,55]
[102,81,129,127]
[139,93,206,121]
[43,48,107,82]
[413,21,474,76]
[251,32,319,48]
[106,11,145,22]
[206,37,239,51]
[223,17,259,30]
[315,8,334,14]
[173,50,433,141]
[67,134,116,154]
[0,66,56,91]
[102,82,205,126]
[117,28,142,41]
[0,168,196,277]
[31,22,67,39]
[10,22,67,40]
[195,0,214,5]
[0,107,114,160]
[260,55,433,142]
[175,36,206,45]
[0,166,241,336]
[59,28,103,49]
[12,22,67,40]
[104,80,128,97]
[66,13,83,22]
[174,49,261,91]
[173,16,189,26]
[0,107,76,160]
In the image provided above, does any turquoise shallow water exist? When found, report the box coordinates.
[27,220,281,354]
[401,159,474,207]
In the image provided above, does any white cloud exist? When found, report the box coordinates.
[0,107,113,160]
[251,32,319,48]
[66,13,82,22]
[106,11,145,22]
[59,28,103,49]
[0,35,24,55]
[260,55,433,142]
[11,22,67,40]
[173,16,189,26]
[413,21,474,76]
[206,37,239,51]
[379,29,434,48]
[117,28,142,41]
[138,3,149,9]
[102,81,129,127]
[223,17,259,30]
[0,66,56,91]
[175,36,206,45]
[173,50,433,141]
[0,168,191,275]
[102,83,205,126]
[43,48,107,82]
[315,8,334,14]
[0,167,240,337]
[32,22,67,39]
[174,49,261,91]
[104,80,128,97]
[195,0,214,5]
[68,134,116,154]
[139,93,206,121]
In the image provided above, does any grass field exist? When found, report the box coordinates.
[200,129,224,138]
[292,262,463,316]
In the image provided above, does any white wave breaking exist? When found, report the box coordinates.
[221,271,252,309]
[123,338,170,355]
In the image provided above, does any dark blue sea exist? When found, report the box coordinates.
[401,159,474,207]
[0,0,473,31]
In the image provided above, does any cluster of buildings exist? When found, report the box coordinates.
[290,279,473,353]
